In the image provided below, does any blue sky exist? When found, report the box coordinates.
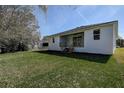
[34,5,124,38]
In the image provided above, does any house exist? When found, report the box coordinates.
[41,21,118,54]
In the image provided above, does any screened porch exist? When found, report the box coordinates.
[60,32,84,48]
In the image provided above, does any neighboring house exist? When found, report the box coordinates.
[117,38,124,47]
[41,21,118,54]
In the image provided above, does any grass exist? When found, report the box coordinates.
[0,48,124,87]
[114,48,124,63]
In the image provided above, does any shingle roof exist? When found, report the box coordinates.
[44,20,118,38]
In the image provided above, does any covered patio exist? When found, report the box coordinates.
[59,32,84,52]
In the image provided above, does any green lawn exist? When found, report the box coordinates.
[0,48,124,88]
[114,48,124,63]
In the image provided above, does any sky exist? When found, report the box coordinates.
[34,5,124,38]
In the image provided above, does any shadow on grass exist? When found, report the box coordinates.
[34,50,112,64]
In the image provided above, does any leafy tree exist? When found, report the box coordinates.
[0,5,40,53]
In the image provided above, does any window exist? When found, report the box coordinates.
[52,37,55,43]
[60,36,68,47]
[73,33,84,47]
[42,43,48,47]
[93,29,100,40]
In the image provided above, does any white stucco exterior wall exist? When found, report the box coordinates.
[112,21,118,54]
[46,22,118,54]
[48,36,61,51]
[74,25,113,54]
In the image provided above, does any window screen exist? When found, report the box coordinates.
[93,29,100,40]
[42,43,48,47]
